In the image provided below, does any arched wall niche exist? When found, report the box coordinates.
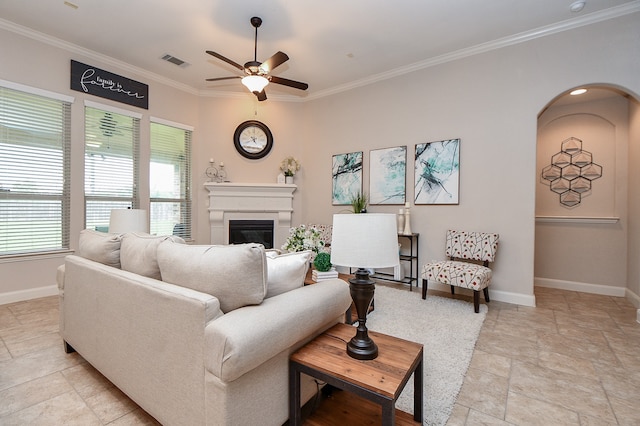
[534,83,640,300]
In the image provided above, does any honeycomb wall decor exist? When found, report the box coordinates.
[541,137,602,207]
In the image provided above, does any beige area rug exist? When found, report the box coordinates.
[364,285,487,426]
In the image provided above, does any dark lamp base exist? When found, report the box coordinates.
[347,268,378,360]
[347,336,378,360]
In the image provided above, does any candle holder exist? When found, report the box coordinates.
[206,159,227,182]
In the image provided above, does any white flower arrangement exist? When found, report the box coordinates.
[280,156,301,177]
[281,224,325,255]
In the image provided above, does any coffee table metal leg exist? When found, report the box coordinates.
[382,401,395,425]
[289,363,301,425]
[414,357,423,422]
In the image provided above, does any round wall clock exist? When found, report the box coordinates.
[233,120,273,159]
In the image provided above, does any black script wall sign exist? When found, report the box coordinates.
[70,60,149,109]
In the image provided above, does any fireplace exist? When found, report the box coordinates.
[205,182,296,248]
[229,220,274,249]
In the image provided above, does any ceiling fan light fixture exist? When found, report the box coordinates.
[242,75,269,93]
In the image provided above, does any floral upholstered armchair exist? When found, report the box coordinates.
[421,230,499,313]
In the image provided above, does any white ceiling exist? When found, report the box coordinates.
[1,0,638,101]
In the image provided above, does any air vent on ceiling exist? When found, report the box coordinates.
[161,54,189,68]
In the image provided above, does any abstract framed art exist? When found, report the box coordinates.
[414,139,460,205]
[369,146,406,205]
[332,151,363,205]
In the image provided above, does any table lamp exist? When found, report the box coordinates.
[331,213,399,360]
[109,208,148,234]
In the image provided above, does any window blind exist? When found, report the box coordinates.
[0,85,71,256]
[150,121,192,240]
[84,106,140,231]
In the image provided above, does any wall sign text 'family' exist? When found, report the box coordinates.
[70,60,149,109]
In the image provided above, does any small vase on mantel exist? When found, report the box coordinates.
[285,175,294,184]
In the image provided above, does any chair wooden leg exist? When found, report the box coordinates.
[422,279,428,299]
[450,286,455,295]
[473,291,480,313]
[483,287,490,303]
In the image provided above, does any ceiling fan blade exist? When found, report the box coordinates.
[205,76,242,82]
[206,50,244,71]
[260,51,289,73]
[269,76,309,91]
[255,90,267,101]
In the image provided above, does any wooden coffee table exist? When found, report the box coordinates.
[289,323,423,425]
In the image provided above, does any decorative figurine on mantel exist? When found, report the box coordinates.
[206,158,228,183]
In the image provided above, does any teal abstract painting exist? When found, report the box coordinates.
[415,139,460,204]
[332,151,362,205]
[369,146,406,205]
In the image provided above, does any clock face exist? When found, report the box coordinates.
[239,126,268,153]
[233,120,273,159]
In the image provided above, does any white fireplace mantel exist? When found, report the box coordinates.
[205,182,297,248]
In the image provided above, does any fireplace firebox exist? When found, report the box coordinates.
[228,220,274,249]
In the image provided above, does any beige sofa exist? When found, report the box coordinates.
[57,230,352,425]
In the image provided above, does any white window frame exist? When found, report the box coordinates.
[0,80,73,257]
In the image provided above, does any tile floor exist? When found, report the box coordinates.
[0,286,638,425]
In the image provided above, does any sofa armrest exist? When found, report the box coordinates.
[204,278,351,382]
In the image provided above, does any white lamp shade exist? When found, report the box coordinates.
[109,209,148,234]
[330,213,399,269]
[241,75,269,93]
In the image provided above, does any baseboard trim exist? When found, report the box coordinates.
[535,277,626,297]
[427,282,536,307]
[0,285,58,306]
[624,287,640,310]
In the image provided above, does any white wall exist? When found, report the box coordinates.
[535,96,629,295]
[628,99,640,305]
[193,96,307,243]
[0,27,199,303]
[299,13,640,306]
[1,12,639,306]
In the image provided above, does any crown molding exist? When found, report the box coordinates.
[0,18,199,96]
[307,2,640,101]
[2,1,639,103]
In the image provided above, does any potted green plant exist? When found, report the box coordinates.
[313,252,332,272]
[350,190,368,213]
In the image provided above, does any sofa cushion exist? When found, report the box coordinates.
[265,250,311,298]
[120,233,185,280]
[77,229,122,268]
[157,242,267,313]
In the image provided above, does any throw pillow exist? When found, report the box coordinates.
[120,233,185,280]
[157,241,267,313]
[265,250,311,298]
[77,229,122,268]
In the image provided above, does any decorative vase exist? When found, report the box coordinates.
[277,173,285,184]
[285,175,294,184]
[403,207,412,235]
[397,209,405,234]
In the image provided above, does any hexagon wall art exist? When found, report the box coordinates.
[541,137,602,207]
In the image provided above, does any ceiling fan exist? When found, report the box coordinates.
[205,16,308,101]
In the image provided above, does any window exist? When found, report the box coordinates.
[0,84,72,256]
[84,104,140,231]
[150,120,192,240]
